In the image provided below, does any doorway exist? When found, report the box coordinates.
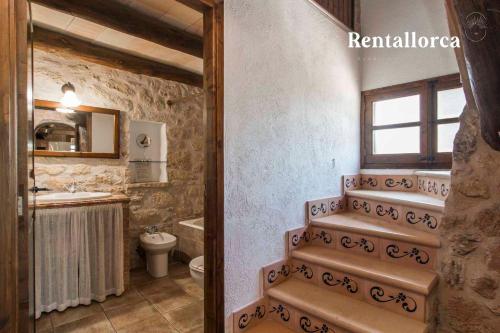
[0,0,224,332]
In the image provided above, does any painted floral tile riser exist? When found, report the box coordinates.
[343,174,450,200]
[346,196,443,233]
[417,176,450,200]
[344,174,418,192]
[306,195,346,220]
[232,296,350,333]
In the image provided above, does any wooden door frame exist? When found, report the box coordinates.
[0,0,29,332]
[3,0,224,331]
[202,1,225,332]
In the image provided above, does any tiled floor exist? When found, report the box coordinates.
[36,262,204,333]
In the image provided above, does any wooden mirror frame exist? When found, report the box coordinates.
[34,99,120,159]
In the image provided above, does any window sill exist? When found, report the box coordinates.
[361,169,451,179]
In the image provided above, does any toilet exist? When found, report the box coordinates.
[189,256,204,288]
[140,232,177,278]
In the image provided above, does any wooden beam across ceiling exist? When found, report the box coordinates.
[33,26,203,88]
[176,0,208,13]
[32,0,203,58]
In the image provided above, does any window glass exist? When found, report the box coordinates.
[373,126,420,154]
[373,95,420,126]
[437,88,466,119]
[438,123,460,152]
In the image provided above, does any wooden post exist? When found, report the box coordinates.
[203,1,225,332]
[445,0,500,151]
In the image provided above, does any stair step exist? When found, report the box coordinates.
[311,212,440,248]
[292,246,438,295]
[414,171,451,179]
[267,279,428,333]
[347,190,444,212]
[245,320,295,333]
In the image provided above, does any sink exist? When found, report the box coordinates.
[36,192,112,202]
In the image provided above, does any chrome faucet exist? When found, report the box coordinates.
[144,225,159,234]
[64,179,80,193]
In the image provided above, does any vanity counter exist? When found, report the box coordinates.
[34,193,130,209]
[34,193,131,290]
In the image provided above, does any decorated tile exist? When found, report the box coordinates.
[294,312,348,333]
[379,175,417,192]
[232,297,268,333]
[336,231,380,257]
[381,239,436,270]
[317,266,364,300]
[402,206,442,233]
[373,201,403,224]
[364,281,426,321]
[343,174,361,192]
[310,227,335,248]
[348,197,373,216]
[268,298,297,330]
[360,174,381,190]
[418,176,450,200]
[328,195,346,215]
[307,198,329,220]
[290,259,317,284]
[287,226,311,253]
[263,259,292,290]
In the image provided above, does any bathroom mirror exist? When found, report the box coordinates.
[34,100,120,158]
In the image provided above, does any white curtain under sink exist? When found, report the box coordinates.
[35,203,124,319]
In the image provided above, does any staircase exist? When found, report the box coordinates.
[232,171,450,333]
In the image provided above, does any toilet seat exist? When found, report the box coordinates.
[189,256,204,273]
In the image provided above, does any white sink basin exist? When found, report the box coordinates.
[37,192,112,202]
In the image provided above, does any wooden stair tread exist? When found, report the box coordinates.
[414,170,451,179]
[311,212,441,248]
[267,279,428,333]
[292,246,438,295]
[245,320,295,333]
[347,190,445,211]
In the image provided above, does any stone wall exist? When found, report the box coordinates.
[438,106,500,332]
[34,49,204,269]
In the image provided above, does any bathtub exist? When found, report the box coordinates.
[175,217,204,260]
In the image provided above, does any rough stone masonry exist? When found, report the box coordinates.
[34,49,204,269]
[438,106,500,333]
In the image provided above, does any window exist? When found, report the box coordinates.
[361,74,465,169]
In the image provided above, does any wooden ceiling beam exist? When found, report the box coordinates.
[175,0,208,13]
[32,0,203,58]
[33,26,203,88]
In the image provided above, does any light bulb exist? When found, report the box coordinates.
[61,90,81,108]
[56,107,75,113]
[60,82,81,108]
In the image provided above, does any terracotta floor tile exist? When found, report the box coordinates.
[131,263,189,287]
[105,300,159,330]
[149,289,199,314]
[173,277,204,300]
[130,268,158,287]
[137,277,183,299]
[53,313,114,333]
[100,288,144,312]
[184,327,203,333]
[163,300,204,333]
[50,303,103,328]
[116,313,177,333]
[168,263,191,279]
[37,267,198,333]
[36,313,54,333]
